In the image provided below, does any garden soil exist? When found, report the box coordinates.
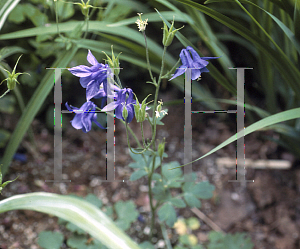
[0,87,299,249]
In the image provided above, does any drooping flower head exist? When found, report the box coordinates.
[169,46,220,81]
[65,101,105,133]
[101,88,136,123]
[68,50,110,101]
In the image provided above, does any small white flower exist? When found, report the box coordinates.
[155,110,168,118]
[155,110,160,118]
[161,110,168,116]
[135,13,148,32]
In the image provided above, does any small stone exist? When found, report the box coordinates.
[143,226,150,235]
[73,170,81,177]
[157,239,165,248]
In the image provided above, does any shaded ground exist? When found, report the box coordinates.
[0,87,299,249]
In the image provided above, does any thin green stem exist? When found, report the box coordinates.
[161,58,181,79]
[125,122,145,154]
[140,122,147,148]
[83,15,89,39]
[143,31,155,83]
[235,0,284,54]
[145,45,168,239]
[148,154,157,240]
[116,75,123,89]
[150,45,167,142]
[0,89,10,99]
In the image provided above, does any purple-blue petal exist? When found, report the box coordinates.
[81,113,92,132]
[86,81,101,101]
[115,104,124,120]
[186,46,203,64]
[126,104,134,123]
[80,76,93,88]
[68,65,93,77]
[71,113,84,130]
[65,102,79,111]
[101,101,117,112]
[127,89,134,104]
[200,67,210,73]
[169,65,186,81]
[179,49,188,67]
[92,116,106,129]
[183,49,194,68]
[191,69,201,81]
[87,50,99,66]
[93,88,107,99]
[200,56,222,60]
[193,60,209,69]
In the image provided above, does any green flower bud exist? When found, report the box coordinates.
[137,94,152,122]
[75,0,93,17]
[162,19,184,47]
[71,0,104,18]
[0,55,30,91]
[122,105,128,121]
[103,46,121,76]
[158,138,166,158]
[133,93,152,123]
[157,99,163,113]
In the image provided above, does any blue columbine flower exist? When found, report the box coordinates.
[169,46,220,81]
[101,88,136,123]
[65,101,105,132]
[68,50,110,101]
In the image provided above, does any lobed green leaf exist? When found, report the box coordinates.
[38,231,64,249]
[130,169,148,181]
[158,202,177,227]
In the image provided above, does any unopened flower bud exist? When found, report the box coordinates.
[77,0,93,17]
[162,18,184,47]
[0,55,30,91]
[158,138,166,158]
[122,106,128,121]
[156,99,163,113]
[102,46,121,76]
[134,93,151,122]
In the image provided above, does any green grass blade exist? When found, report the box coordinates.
[294,0,300,43]
[0,46,27,60]
[215,33,258,55]
[0,18,229,99]
[0,46,78,176]
[182,5,236,84]
[233,0,300,54]
[0,21,175,66]
[172,0,300,97]
[0,192,141,249]
[204,0,285,11]
[174,107,300,168]
[0,0,21,31]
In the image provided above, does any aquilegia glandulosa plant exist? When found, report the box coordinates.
[66,14,219,240]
